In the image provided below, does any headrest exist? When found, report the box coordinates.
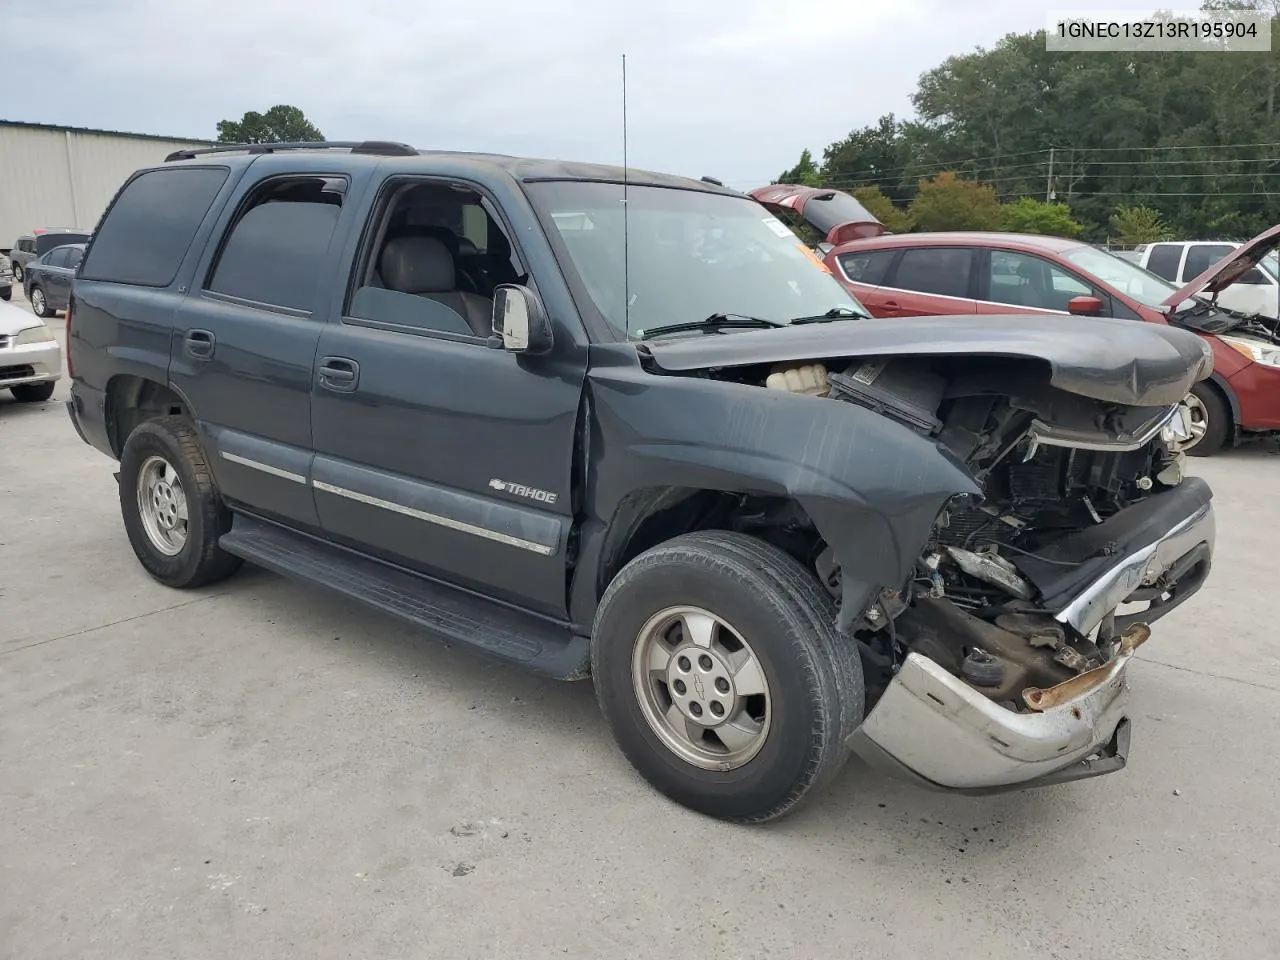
[380,236,455,294]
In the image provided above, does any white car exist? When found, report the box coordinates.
[0,297,61,402]
[1133,240,1280,319]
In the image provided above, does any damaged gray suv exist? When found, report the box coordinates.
[66,142,1216,822]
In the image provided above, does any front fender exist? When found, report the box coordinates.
[579,365,980,627]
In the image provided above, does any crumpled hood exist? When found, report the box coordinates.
[1162,221,1280,307]
[642,314,1214,407]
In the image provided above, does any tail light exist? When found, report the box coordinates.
[65,294,75,378]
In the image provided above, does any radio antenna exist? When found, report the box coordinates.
[621,53,631,336]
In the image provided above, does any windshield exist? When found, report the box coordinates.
[527,182,868,338]
[1262,251,1279,281]
[1060,244,1179,308]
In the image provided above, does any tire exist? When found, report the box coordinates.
[1184,382,1230,457]
[118,416,242,588]
[11,264,21,283]
[0,286,11,301]
[11,381,55,402]
[591,530,864,823]
[28,285,51,318]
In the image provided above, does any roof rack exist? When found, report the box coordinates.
[164,140,418,162]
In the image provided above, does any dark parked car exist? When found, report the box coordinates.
[67,142,1215,822]
[23,242,85,317]
[9,228,92,283]
[0,251,12,301]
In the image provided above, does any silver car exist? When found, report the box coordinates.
[0,297,61,402]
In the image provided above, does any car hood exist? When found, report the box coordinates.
[0,297,46,335]
[749,184,887,245]
[1162,221,1280,308]
[642,314,1213,407]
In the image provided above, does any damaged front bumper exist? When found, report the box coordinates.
[848,491,1215,793]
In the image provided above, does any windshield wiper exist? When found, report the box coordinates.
[788,306,869,324]
[636,314,786,339]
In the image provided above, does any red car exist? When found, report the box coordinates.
[751,186,1280,457]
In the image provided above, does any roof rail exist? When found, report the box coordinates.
[164,140,418,162]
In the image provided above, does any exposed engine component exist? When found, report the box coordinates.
[827,357,944,434]
[766,363,829,396]
[942,545,1033,600]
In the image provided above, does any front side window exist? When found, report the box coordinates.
[206,176,344,312]
[988,250,1098,312]
[527,181,868,338]
[1060,245,1180,308]
[1182,244,1236,281]
[892,247,973,299]
[47,247,71,268]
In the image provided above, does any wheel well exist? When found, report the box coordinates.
[105,376,188,457]
[1202,373,1239,429]
[597,487,824,599]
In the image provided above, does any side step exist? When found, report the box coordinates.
[219,514,590,680]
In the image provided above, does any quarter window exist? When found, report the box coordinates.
[81,167,229,287]
[838,249,896,286]
[206,177,345,312]
[892,248,973,299]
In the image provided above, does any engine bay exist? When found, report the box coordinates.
[701,353,1196,713]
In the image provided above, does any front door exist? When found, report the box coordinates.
[308,175,585,618]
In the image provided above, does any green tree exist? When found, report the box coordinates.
[1000,197,1083,237]
[776,149,822,187]
[908,172,1003,231]
[851,186,915,233]
[217,105,324,144]
[1109,205,1174,245]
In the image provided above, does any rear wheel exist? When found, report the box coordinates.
[1183,383,1230,457]
[119,416,242,588]
[12,264,22,283]
[591,530,864,823]
[29,285,50,318]
[11,381,55,402]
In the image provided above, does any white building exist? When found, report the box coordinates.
[0,120,213,251]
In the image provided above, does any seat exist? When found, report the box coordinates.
[379,236,493,336]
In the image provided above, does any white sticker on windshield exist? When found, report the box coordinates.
[762,217,794,238]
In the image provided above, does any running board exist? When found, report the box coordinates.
[219,514,590,680]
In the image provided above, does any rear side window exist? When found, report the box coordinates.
[838,249,896,285]
[891,247,973,299]
[1144,243,1183,281]
[1182,243,1235,280]
[81,167,229,286]
[206,176,344,312]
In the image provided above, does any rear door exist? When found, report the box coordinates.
[168,157,376,529]
[876,246,978,316]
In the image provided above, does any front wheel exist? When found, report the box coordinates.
[0,286,11,301]
[1183,383,1230,457]
[29,285,51,318]
[591,531,864,823]
[118,416,242,588]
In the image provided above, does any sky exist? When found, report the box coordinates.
[10,0,1173,189]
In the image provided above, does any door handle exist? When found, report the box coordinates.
[318,356,359,392]
[184,329,216,359]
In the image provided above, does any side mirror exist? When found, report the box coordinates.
[492,284,553,355]
[1067,295,1104,316]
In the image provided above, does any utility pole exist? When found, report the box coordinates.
[1046,147,1056,201]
